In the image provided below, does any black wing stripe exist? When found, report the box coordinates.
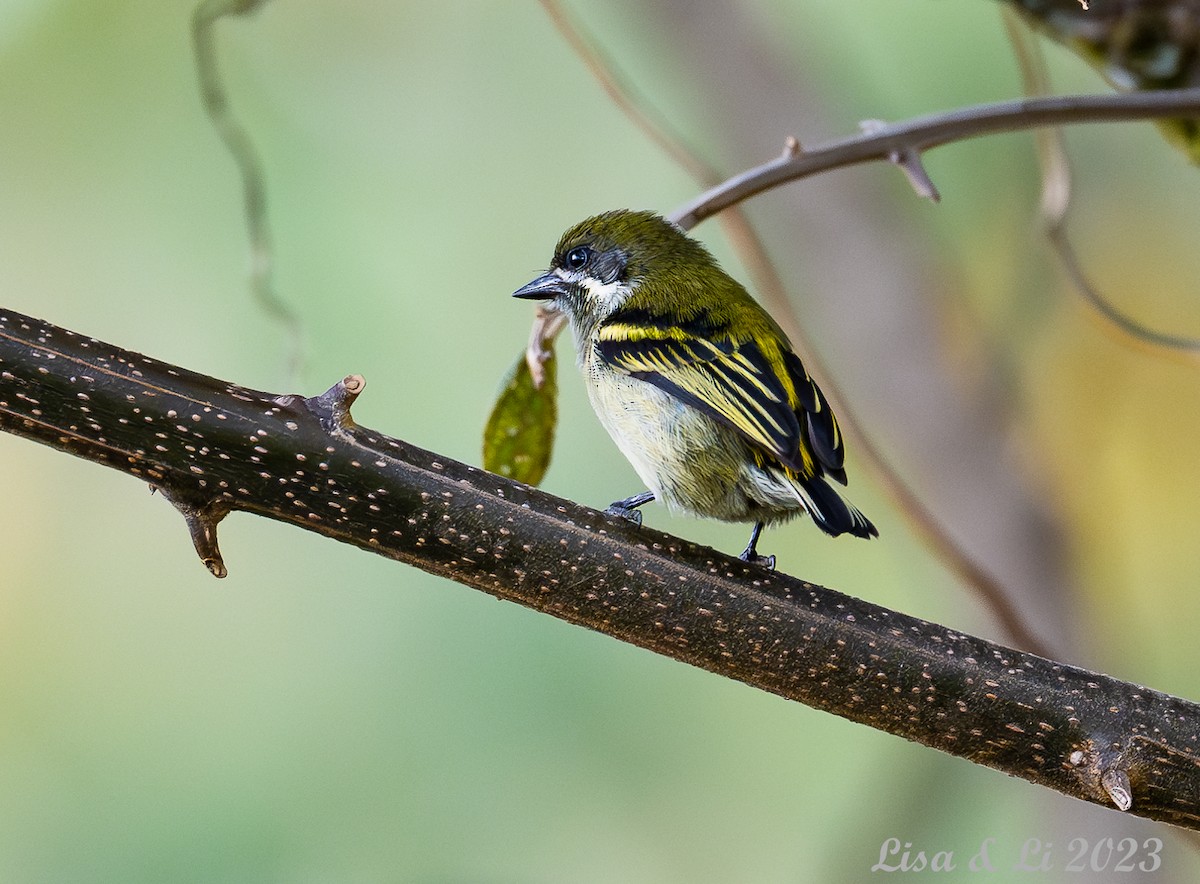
[784,352,818,412]
[807,383,844,472]
[704,358,795,441]
[628,371,741,437]
[604,308,723,340]
[784,352,845,473]
[625,364,784,465]
[805,410,842,475]
[599,332,816,475]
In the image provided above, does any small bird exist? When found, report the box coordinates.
[514,209,876,567]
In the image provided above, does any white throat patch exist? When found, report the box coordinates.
[578,275,629,313]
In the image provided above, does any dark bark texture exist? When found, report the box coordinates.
[1,306,1199,829]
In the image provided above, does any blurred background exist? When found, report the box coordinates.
[2,0,1199,880]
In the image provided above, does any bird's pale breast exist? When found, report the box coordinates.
[582,349,810,525]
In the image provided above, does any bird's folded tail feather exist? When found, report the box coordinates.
[794,474,877,539]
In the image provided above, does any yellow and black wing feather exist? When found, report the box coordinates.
[596,313,844,483]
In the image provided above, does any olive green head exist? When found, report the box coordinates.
[513,210,721,321]
[513,209,784,346]
[550,209,713,280]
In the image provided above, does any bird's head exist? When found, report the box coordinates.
[513,209,711,331]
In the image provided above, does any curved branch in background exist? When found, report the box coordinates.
[1001,9,1200,358]
[536,0,800,324]
[3,306,1200,829]
[669,89,1200,228]
[192,0,305,379]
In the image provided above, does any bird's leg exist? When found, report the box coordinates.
[605,490,655,526]
[739,521,776,570]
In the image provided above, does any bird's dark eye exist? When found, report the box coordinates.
[564,246,592,271]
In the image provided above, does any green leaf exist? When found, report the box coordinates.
[482,347,558,486]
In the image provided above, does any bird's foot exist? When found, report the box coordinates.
[739,521,774,569]
[739,549,776,570]
[604,503,644,526]
[604,491,654,526]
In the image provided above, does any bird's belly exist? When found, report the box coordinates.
[585,369,805,524]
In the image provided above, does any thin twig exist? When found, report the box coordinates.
[1001,10,1200,358]
[670,89,1200,229]
[537,0,712,185]
[192,0,305,380]
[537,0,795,323]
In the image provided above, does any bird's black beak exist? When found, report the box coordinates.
[513,272,571,300]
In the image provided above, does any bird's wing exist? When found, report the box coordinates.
[784,351,847,483]
[596,323,844,479]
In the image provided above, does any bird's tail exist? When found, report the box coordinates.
[796,475,877,539]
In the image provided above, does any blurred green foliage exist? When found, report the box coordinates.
[1,1,1199,882]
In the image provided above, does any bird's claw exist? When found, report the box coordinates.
[605,504,644,526]
[739,550,776,570]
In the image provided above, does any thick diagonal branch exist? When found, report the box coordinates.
[1,307,1199,829]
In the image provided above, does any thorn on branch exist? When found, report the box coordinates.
[1073,743,1133,812]
[891,149,941,202]
[304,375,365,431]
[860,119,941,202]
[184,508,229,579]
[1101,766,1133,811]
[782,135,802,158]
[157,487,231,578]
